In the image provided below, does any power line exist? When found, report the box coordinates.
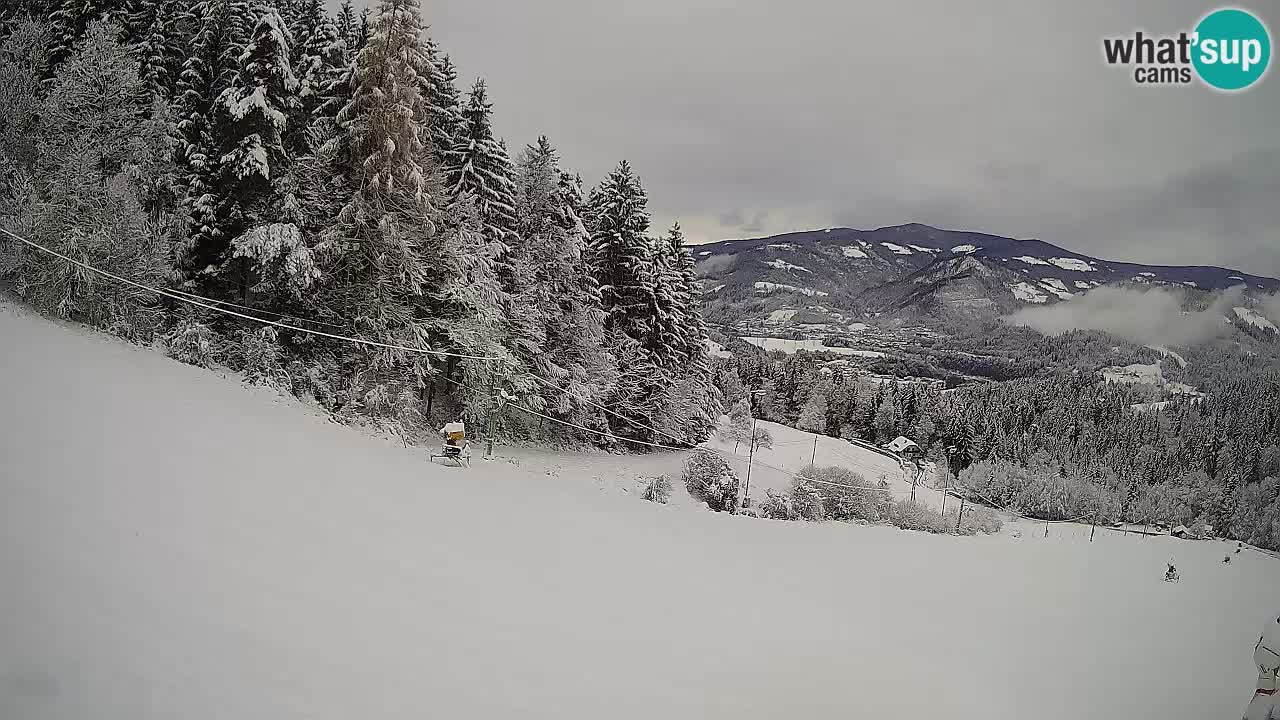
[0,226,500,362]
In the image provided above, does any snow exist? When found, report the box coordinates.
[705,418,910,504]
[908,245,939,253]
[740,337,886,358]
[1183,281,1198,288]
[705,283,725,293]
[1,300,1275,720]
[1014,256,1050,266]
[766,309,798,324]
[1074,281,1093,290]
[704,339,733,359]
[753,281,828,297]
[1234,307,1279,333]
[880,242,912,255]
[767,243,796,251]
[1103,363,1199,395]
[1049,257,1095,272]
[698,251,712,257]
[1010,282,1049,303]
[1140,272,1157,278]
[1229,276,1245,281]
[951,244,979,254]
[1039,278,1074,299]
[763,259,811,273]
[841,246,868,259]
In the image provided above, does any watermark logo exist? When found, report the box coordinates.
[1102,7,1271,91]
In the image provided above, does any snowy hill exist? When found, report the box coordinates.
[698,223,1280,329]
[2,299,1278,720]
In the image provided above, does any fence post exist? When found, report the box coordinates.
[1090,511,1097,543]
[811,434,818,466]
[956,496,966,533]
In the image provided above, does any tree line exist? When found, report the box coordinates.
[0,0,719,445]
[711,334,1280,549]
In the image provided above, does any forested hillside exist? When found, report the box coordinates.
[711,328,1280,550]
[0,0,719,445]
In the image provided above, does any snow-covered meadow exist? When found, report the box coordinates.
[2,299,1276,720]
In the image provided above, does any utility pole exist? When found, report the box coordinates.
[956,495,966,532]
[484,359,497,460]
[811,434,819,467]
[742,389,764,510]
[744,414,758,510]
[940,478,948,518]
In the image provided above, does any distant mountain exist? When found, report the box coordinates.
[695,223,1279,332]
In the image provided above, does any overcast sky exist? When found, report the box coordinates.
[404,1,1277,275]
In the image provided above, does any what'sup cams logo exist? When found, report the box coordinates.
[1103,7,1271,91]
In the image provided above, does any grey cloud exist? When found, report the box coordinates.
[1006,285,1245,347]
[405,1,1276,272]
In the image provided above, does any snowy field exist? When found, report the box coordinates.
[2,298,1278,720]
[741,336,885,358]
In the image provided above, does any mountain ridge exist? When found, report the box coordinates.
[695,223,1279,332]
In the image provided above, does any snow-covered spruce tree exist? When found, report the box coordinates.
[5,21,171,340]
[47,0,133,71]
[334,0,356,50]
[286,0,343,148]
[129,0,184,98]
[174,0,250,279]
[0,20,50,193]
[588,160,656,342]
[511,136,615,430]
[301,0,476,429]
[195,5,297,297]
[444,79,517,261]
[418,37,463,166]
[650,223,690,370]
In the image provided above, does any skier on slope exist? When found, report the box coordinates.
[1243,614,1280,720]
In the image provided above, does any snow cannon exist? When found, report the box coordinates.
[1244,614,1280,720]
[431,422,471,467]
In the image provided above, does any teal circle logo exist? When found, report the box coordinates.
[1192,8,1271,91]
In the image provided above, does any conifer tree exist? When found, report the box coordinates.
[130,0,184,97]
[198,4,297,294]
[174,0,251,278]
[286,0,342,149]
[445,79,518,257]
[588,160,655,343]
[334,0,356,51]
[419,38,463,165]
[48,0,133,70]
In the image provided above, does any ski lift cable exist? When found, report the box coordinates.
[0,227,500,362]
[435,371,693,451]
[440,371,892,493]
[163,286,348,329]
[508,346,695,449]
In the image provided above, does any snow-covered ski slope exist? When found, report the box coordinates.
[1,298,1276,720]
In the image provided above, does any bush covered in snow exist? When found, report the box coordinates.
[800,465,893,522]
[888,500,951,534]
[957,506,1004,535]
[683,450,739,513]
[756,466,893,523]
[164,318,220,368]
[641,475,672,504]
[232,326,288,387]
